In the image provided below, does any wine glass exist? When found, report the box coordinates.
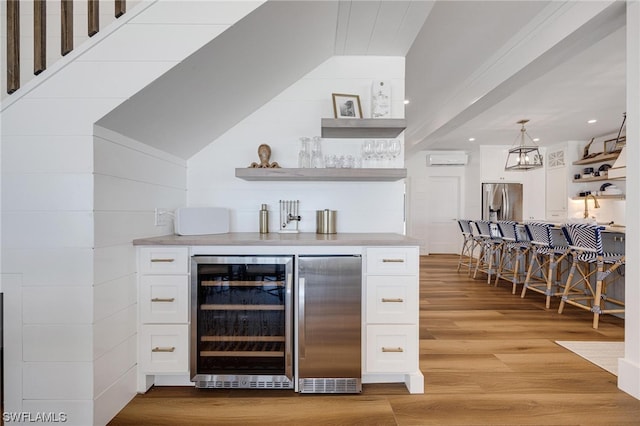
[375,140,388,167]
[362,140,375,168]
[388,139,401,167]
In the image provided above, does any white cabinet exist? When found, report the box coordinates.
[480,146,523,183]
[522,164,546,221]
[365,325,418,373]
[545,141,583,221]
[363,246,423,394]
[137,247,190,392]
[135,243,424,394]
[546,166,568,220]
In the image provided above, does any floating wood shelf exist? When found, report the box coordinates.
[321,118,406,138]
[572,175,624,183]
[235,167,407,182]
[572,152,619,165]
[571,194,625,200]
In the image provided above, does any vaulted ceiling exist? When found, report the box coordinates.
[97,0,626,160]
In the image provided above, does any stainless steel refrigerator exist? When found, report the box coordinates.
[297,255,361,393]
[482,183,523,222]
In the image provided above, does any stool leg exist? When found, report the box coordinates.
[511,251,521,294]
[592,258,604,329]
[473,244,485,279]
[558,259,578,314]
[521,252,535,298]
[494,247,506,286]
[545,256,555,309]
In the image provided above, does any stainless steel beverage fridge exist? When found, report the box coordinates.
[190,255,294,389]
[297,255,362,393]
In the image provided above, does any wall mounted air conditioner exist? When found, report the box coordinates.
[426,152,468,166]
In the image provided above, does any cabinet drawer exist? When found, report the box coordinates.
[366,325,418,373]
[366,247,418,275]
[139,325,189,374]
[366,276,418,324]
[139,247,189,275]
[140,275,189,324]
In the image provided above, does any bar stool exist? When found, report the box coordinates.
[494,221,531,294]
[520,222,571,308]
[558,223,625,329]
[456,219,481,275]
[473,220,504,284]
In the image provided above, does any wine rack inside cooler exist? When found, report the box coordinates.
[191,256,293,389]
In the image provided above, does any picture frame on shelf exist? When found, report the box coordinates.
[332,93,362,119]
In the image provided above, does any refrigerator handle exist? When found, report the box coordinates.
[285,272,293,380]
[298,276,306,359]
[503,186,510,220]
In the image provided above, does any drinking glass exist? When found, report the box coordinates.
[311,136,324,168]
[375,140,389,167]
[362,140,375,168]
[298,137,310,168]
[388,139,401,167]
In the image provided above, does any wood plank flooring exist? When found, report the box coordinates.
[109,254,639,425]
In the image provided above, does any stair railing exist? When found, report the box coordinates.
[5,0,128,95]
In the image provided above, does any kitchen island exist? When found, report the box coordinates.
[133,232,424,394]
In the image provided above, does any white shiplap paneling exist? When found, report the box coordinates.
[2,173,93,211]
[79,24,228,62]
[2,247,93,287]
[94,244,136,285]
[188,56,405,233]
[0,135,93,174]
[94,334,137,397]
[93,305,137,360]
[2,211,93,249]
[94,274,137,323]
[22,286,93,324]
[23,362,93,400]
[23,325,93,362]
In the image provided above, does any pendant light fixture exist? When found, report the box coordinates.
[504,119,543,171]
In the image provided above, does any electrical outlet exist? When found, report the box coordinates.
[154,208,172,227]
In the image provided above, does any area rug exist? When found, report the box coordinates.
[556,341,624,375]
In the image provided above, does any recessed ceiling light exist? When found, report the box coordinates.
[403,99,410,105]
[468,137,475,142]
[587,119,597,124]
[533,138,540,142]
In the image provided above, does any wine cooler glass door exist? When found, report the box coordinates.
[191,256,294,389]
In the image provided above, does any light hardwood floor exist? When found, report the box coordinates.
[109,254,639,425]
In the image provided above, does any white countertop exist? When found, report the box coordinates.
[133,232,420,246]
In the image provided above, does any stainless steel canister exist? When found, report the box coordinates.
[316,209,337,234]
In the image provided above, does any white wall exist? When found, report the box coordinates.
[1,1,257,423]
[187,56,406,234]
[405,146,481,255]
[92,126,186,424]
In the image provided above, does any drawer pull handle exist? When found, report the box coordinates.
[150,258,175,263]
[382,298,404,303]
[152,346,176,353]
[382,347,404,353]
[382,258,404,263]
[151,297,176,303]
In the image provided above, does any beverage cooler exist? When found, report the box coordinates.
[190,256,294,389]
